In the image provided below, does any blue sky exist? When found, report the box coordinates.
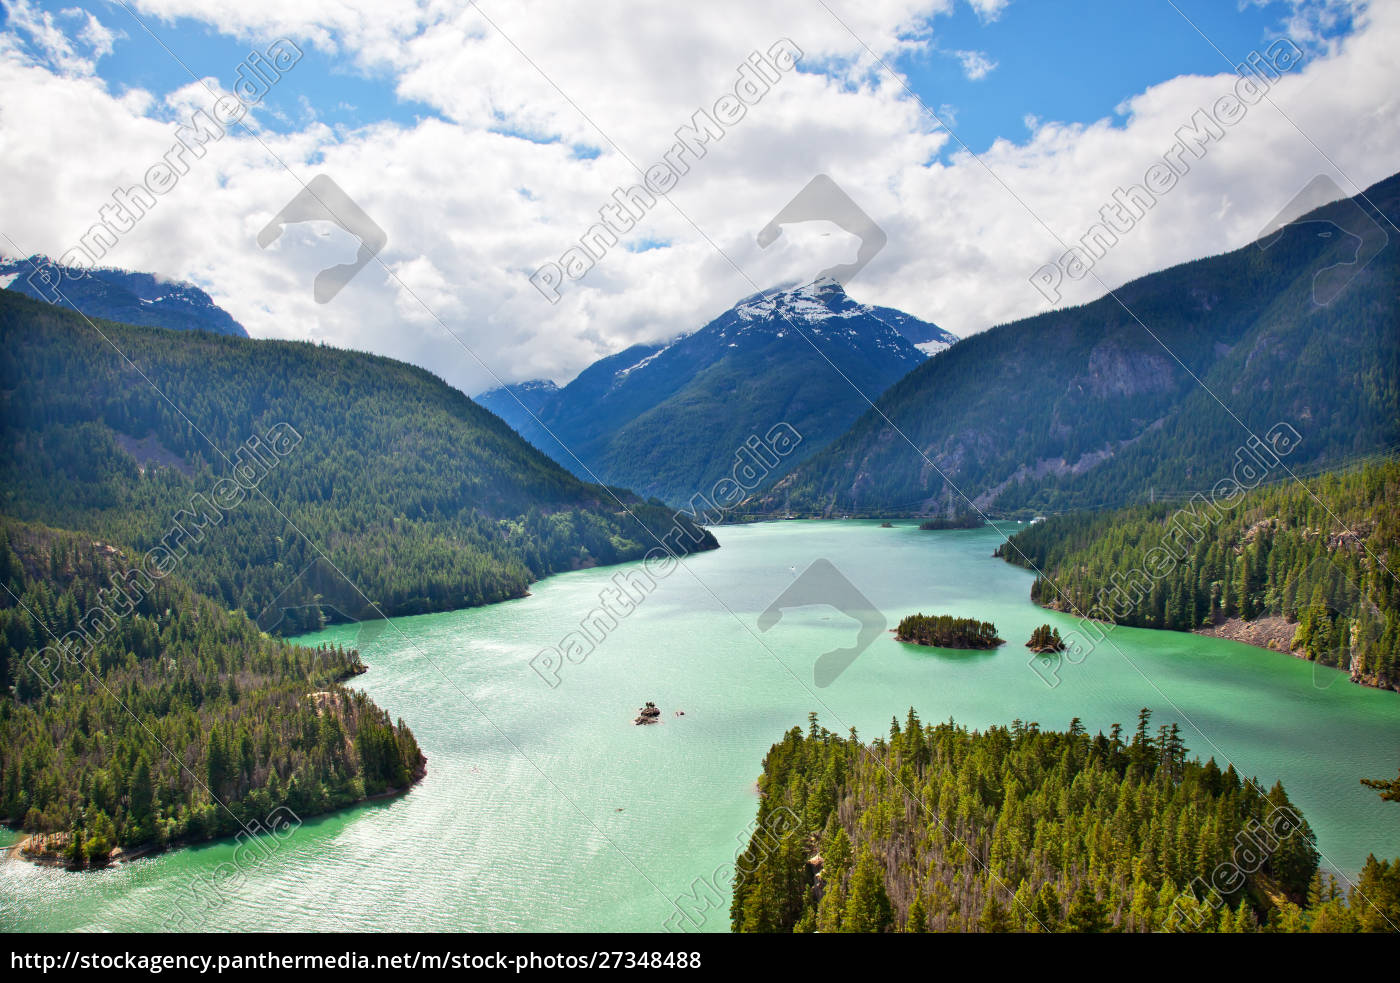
[3,0,1353,151]
[0,1,438,132]
[894,0,1352,153]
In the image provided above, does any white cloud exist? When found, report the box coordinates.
[953,48,997,80]
[74,9,121,61]
[1,0,121,76]
[0,0,1396,401]
[965,0,1010,25]
[1246,0,1365,56]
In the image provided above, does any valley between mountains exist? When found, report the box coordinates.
[1,170,1397,936]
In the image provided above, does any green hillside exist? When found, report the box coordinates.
[0,292,715,635]
[731,712,1400,932]
[761,172,1399,517]
[998,459,1400,690]
[0,519,424,865]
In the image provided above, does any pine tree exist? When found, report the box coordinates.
[905,891,929,933]
[1033,882,1062,932]
[1361,767,1400,803]
[1065,881,1110,933]
[842,850,894,933]
[126,755,154,843]
[978,893,1013,933]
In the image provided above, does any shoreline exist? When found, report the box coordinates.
[894,636,1004,650]
[294,535,720,641]
[5,762,428,873]
[1192,614,1298,654]
[890,628,1005,651]
[1193,615,1398,693]
[1028,600,1398,694]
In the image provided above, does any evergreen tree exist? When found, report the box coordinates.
[905,891,929,933]
[1361,767,1400,803]
[843,850,894,933]
[731,712,1381,934]
[978,893,1013,933]
[0,522,426,863]
[997,459,1400,692]
[1066,881,1110,933]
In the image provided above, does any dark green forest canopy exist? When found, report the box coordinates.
[761,172,1399,517]
[0,291,716,634]
[731,712,1400,932]
[0,519,425,864]
[894,613,1003,649]
[999,458,1400,691]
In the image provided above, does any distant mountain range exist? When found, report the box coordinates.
[762,171,1400,517]
[0,255,248,336]
[9,169,1394,534]
[478,278,957,505]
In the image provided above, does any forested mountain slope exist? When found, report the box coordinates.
[0,519,425,866]
[762,172,1399,516]
[0,291,714,634]
[479,279,952,504]
[999,459,1400,691]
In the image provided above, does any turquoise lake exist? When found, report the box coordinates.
[4,520,1398,932]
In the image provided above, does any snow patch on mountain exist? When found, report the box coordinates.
[733,277,857,324]
[615,345,670,379]
[0,255,248,336]
[727,277,956,358]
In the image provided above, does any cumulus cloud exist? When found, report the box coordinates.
[1246,0,1362,56]
[952,48,997,80]
[0,0,1396,399]
[1,0,122,76]
[965,0,1010,25]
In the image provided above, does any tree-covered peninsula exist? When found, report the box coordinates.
[731,711,1400,932]
[998,459,1400,691]
[0,520,425,867]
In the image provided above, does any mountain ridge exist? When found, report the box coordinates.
[0,290,715,635]
[0,254,249,337]
[759,170,1400,517]
[478,278,956,505]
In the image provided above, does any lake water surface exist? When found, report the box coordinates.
[4,521,1398,932]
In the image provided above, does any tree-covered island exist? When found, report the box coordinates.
[895,614,1003,649]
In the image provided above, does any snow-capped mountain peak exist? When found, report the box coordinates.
[0,255,248,336]
[733,277,860,323]
[475,278,958,504]
[726,277,957,355]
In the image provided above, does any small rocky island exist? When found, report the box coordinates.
[634,701,662,725]
[1027,624,1066,653]
[895,613,1003,649]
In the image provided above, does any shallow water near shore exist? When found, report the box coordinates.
[4,520,1398,932]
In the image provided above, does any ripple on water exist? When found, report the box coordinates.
[4,521,1398,931]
